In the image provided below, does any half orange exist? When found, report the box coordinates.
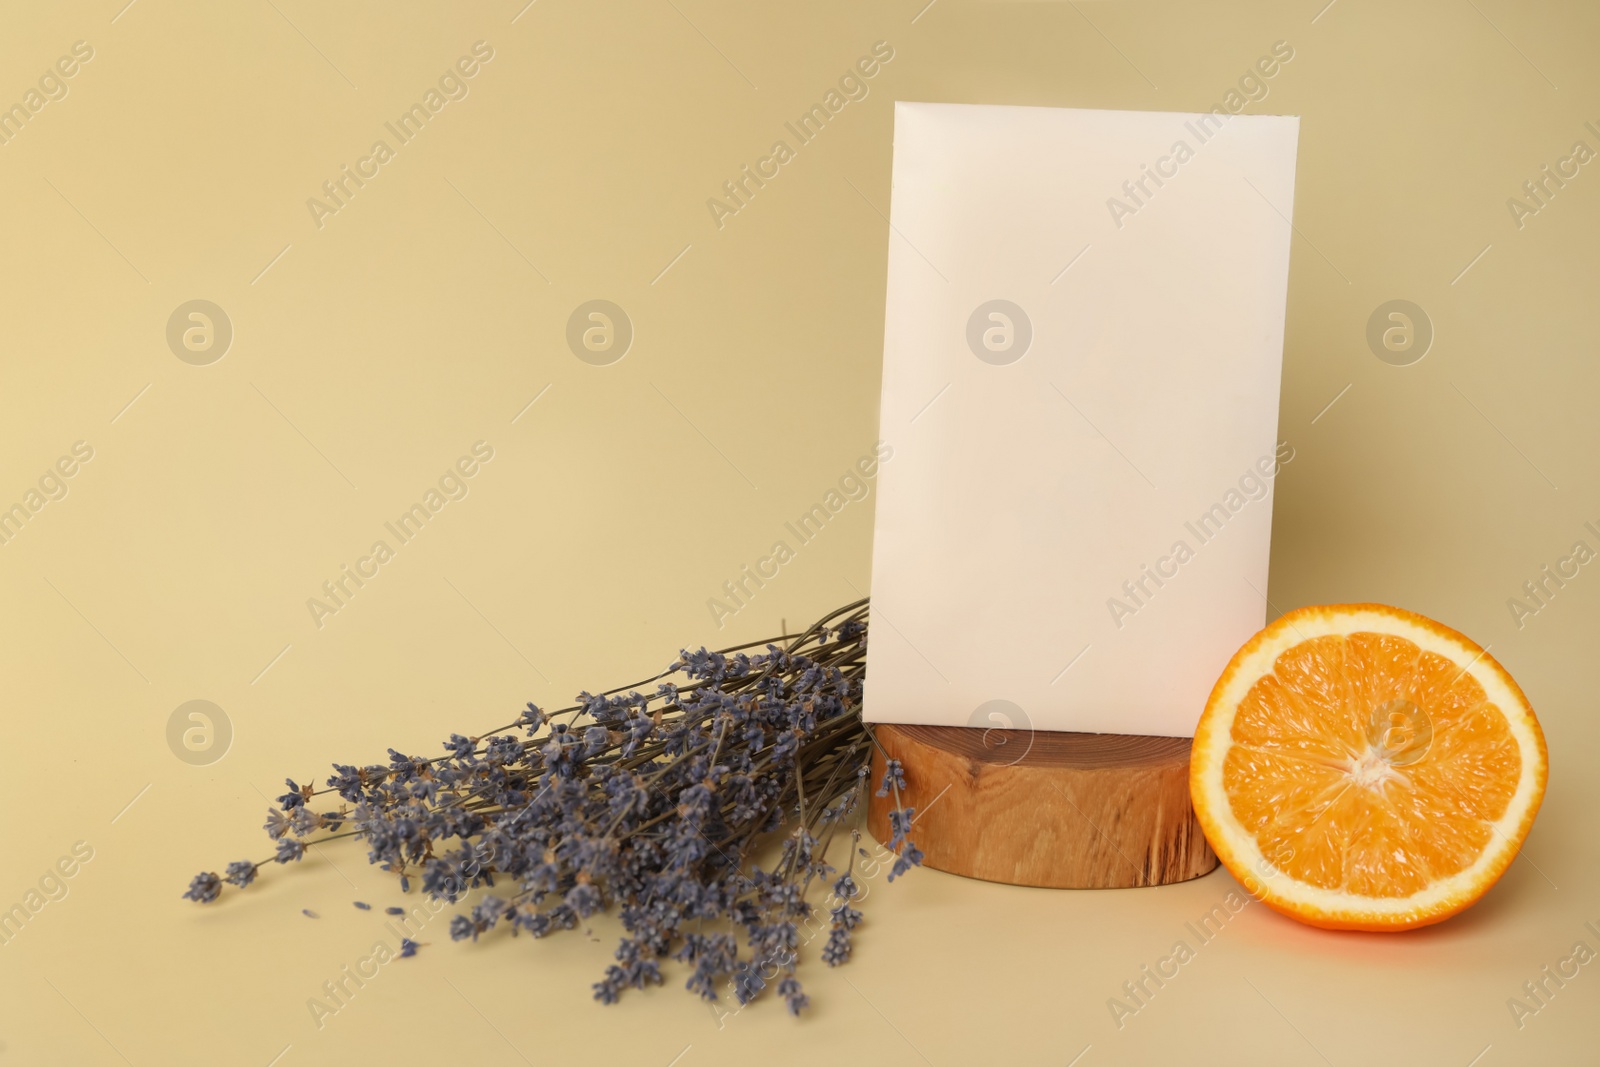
[1190,603,1547,931]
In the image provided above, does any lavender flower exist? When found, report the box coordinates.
[887,807,917,849]
[289,806,321,837]
[888,843,925,883]
[877,758,907,797]
[181,599,922,1015]
[262,809,290,841]
[821,925,852,966]
[565,883,602,918]
[327,764,364,802]
[732,963,766,1005]
[182,872,222,903]
[778,975,809,1016]
[277,779,307,811]
[223,861,258,888]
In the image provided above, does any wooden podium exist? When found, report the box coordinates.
[867,724,1217,889]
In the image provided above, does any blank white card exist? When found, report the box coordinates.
[865,102,1299,738]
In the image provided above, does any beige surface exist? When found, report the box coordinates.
[0,1,1596,1064]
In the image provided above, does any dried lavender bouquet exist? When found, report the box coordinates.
[183,598,922,1013]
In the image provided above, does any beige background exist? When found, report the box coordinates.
[0,1,1596,1064]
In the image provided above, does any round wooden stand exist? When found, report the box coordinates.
[866,724,1217,889]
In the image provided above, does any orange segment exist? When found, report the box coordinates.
[1232,673,1357,761]
[1191,604,1547,930]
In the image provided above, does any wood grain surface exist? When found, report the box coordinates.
[866,724,1218,889]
